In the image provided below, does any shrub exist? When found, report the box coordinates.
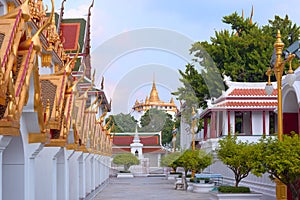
[173,149,212,176]
[112,153,140,171]
[218,186,250,193]
[216,136,259,187]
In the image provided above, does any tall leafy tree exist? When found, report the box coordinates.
[107,113,137,132]
[139,108,177,145]
[216,136,259,187]
[174,13,300,117]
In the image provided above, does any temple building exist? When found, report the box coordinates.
[112,129,166,171]
[0,1,112,200]
[131,78,178,122]
[183,74,278,199]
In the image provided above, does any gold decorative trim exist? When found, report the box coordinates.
[76,145,89,153]
[45,139,66,147]
[66,143,78,150]
[28,133,47,143]
[0,121,20,136]
[42,53,52,67]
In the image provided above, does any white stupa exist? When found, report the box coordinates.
[130,126,143,159]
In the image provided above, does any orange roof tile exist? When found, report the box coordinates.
[217,101,277,108]
[228,88,277,96]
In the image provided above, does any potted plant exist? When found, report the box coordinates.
[173,149,213,191]
[211,135,262,199]
[160,152,181,180]
[112,153,140,178]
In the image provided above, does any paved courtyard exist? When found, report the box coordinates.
[94,177,211,200]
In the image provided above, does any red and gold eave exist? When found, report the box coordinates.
[0,0,113,156]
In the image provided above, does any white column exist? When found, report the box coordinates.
[69,151,81,200]
[26,144,44,200]
[99,156,103,185]
[85,153,91,196]
[35,147,61,200]
[78,153,85,199]
[91,155,95,192]
[157,154,161,167]
[52,155,57,200]
[0,136,12,200]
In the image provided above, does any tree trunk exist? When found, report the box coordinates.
[124,164,129,171]
[289,184,299,200]
[235,175,241,187]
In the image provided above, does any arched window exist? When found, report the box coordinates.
[134,150,138,157]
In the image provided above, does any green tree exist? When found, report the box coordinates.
[160,152,182,169]
[112,153,140,172]
[172,63,204,123]
[174,13,300,117]
[254,134,300,200]
[173,149,212,176]
[216,136,259,187]
[107,113,137,132]
[139,108,177,145]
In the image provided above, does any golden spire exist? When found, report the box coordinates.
[145,96,149,104]
[149,75,160,103]
[170,97,174,104]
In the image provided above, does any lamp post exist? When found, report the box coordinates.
[265,30,296,200]
[190,107,198,178]
[191,107,197,151]
[172,125,177,152]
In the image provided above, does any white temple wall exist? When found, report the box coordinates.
[94,155,100,187]
[78,153,86,199]
[230,111,235,134]
[252,111,263,135]
[90,155,96,193]
[2,136,24,200]
[35,147,61,200]
[179,118,191,150]
[84,153,92,196]
[68,151,81,200]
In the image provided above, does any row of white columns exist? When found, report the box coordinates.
[0,134,111,200]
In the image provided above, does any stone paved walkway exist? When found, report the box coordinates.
[94,177,211,200]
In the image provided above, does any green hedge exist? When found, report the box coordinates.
[218,186,250,193]
[119,170,131,173]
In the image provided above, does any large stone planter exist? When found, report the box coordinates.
[168,174,179,180]
[209,191,263,200]
[187,182,193,191]
[193,183,215,193]
[117,173,134,178]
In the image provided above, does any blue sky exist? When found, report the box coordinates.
[44,0,300,114]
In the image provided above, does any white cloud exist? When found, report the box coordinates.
[64,4,89,19]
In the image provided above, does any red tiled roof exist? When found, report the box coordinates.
[228,88,277,96]
[112,148,130,154]
[217,101,277,108]
[113,135,159,146]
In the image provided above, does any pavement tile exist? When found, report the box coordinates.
[94,177,211,200]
